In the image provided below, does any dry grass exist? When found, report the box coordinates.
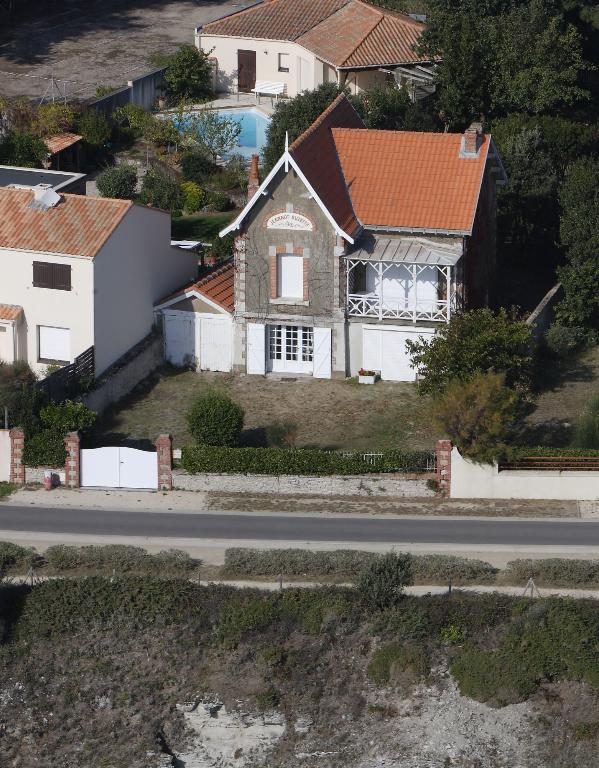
[92,367,437,451]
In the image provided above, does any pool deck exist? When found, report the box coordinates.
[194,93,276,116]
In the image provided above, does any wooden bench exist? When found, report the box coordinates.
[251,80,285,103]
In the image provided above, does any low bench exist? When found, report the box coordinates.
[251,80,286,103]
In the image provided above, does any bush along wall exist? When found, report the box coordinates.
[180,446,434,476]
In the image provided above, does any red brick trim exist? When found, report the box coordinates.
[9,427,25,486]
[64,431,80,488]
[155,434,173,491]
[435,439,452,498]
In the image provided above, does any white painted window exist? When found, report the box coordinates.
[38,325,70,363]
[278,53,290,73]
[277,254,303,298]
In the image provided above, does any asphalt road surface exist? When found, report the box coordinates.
[1,505,599,547]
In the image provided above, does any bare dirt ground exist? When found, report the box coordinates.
[93,368,438,452]
[0,0,244,101]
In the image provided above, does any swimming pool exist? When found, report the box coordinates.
[174,108,270,160]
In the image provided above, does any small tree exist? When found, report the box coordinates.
[76,109,111,155]
[163,45,213,101]
[187,390,244,447]
[96,165,137,199]
[406,309,532,396]
[0,361,40,435]
[0,130,47,167]
[139,167,183,213]
[181,181,206,213]
[112,104,151,138]
[183,108,241,163]
[181,148,216,183]
[432,372,521,463]
[356,553,413,611]
[32,103,75,137]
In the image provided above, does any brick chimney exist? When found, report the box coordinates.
[247,153,260,201]
[462,122,483,156]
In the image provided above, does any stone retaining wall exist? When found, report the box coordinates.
[172,470,434,497]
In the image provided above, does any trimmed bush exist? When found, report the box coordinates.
[545,323,587,357]
[357,553,413,611]
[23,400,97,467]
[0,541,36,576]
[44,545,196,575]
[187,390,245,447]
[504,558,599,586]
[412,554,498,584]
[96,165,137,199]
[368,641,430,685]
[181,445,434,475]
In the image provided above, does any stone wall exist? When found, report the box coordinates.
[526,283,563,339]
[172,470,434,497]
[83,332,163,415]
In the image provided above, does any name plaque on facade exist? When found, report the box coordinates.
[266,212,313,231]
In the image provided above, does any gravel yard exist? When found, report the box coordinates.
[0,0,245,101]
[92,367,438,451]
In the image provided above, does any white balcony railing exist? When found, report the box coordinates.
[347,293,452,322]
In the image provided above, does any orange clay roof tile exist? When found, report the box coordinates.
[43,132,82,155]
[0,304,23,322]
[158,260,234,313]
[0,188,133,258]
[203,0,428,67]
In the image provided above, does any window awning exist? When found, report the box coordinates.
[345,235,463,266]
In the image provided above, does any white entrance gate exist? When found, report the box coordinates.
[81,447,158,489]
[0,430,10,483]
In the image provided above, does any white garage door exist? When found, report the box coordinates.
[164,312,232,372]
[363,325,435,382]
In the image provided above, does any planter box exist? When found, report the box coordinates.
[358,374,377,385]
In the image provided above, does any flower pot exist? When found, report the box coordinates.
[358,374,376,385]
[43,469,53,490]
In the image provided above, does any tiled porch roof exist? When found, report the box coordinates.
[0,303,23,322]
[347,235,463,265]
[156,260,234,313]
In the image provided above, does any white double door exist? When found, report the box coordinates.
[268,324,313,374]
[363,325,435,382]
[164,311,232,372]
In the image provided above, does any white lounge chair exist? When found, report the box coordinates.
[251,80,286,103]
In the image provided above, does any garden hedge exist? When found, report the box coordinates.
[181,446,434,475]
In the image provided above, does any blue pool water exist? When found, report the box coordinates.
[174,108,270,160]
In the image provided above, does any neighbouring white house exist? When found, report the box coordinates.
[156,94,507,382]
[0,186,198,377]
[195,0,436,99]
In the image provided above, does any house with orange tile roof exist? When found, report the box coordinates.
[0,186,198,377]
[195,0,435,99]
[202,93,505,381]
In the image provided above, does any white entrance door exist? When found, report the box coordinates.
[198,317,232,372]
[268,325,313,374]
[164,312,196,367]
[363,326,435,381]
[81,447,158,489]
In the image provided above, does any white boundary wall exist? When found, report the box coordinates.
[0,430,10,483]
[451,447,599,500]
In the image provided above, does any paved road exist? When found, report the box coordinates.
[1,505,599,546]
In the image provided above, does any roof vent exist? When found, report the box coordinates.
[28,184,61,210]
[460,122,483,157]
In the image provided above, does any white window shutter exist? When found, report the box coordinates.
[246,322,266,374]
[312,327,331,379]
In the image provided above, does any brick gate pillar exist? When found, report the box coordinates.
[64,431,81,488]
[9,427,25,486]
[155,434,173,491]
[435,439,452,498]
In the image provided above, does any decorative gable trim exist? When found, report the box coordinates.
[219,146,355,244]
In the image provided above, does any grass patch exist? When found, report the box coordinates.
[171,211,235,241]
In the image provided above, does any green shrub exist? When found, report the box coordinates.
[181,180,206,213]
[573,395,599,450]
[186,390,244,447]
[96,165,137,199]
[139,166,183,213]
[181,149,216,183]
[207,190,230,211]
[23,401,97,467]
[0,541,36,577]
[545,323,587,357]
[411,554,498,585]
[181,445,434,475]
[265,420,298,448]
[357,553,413,611]
[208,232,235,261]
[163,44,213,101]
[23,430,66,467]
[44,544,196,575]
[439,623,466,644]
[504,558,599,586]
[368,642,430,685]
[76,109,111,155]
[255,686,280,709]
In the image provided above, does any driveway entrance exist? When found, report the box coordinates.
[81,447,157,489]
